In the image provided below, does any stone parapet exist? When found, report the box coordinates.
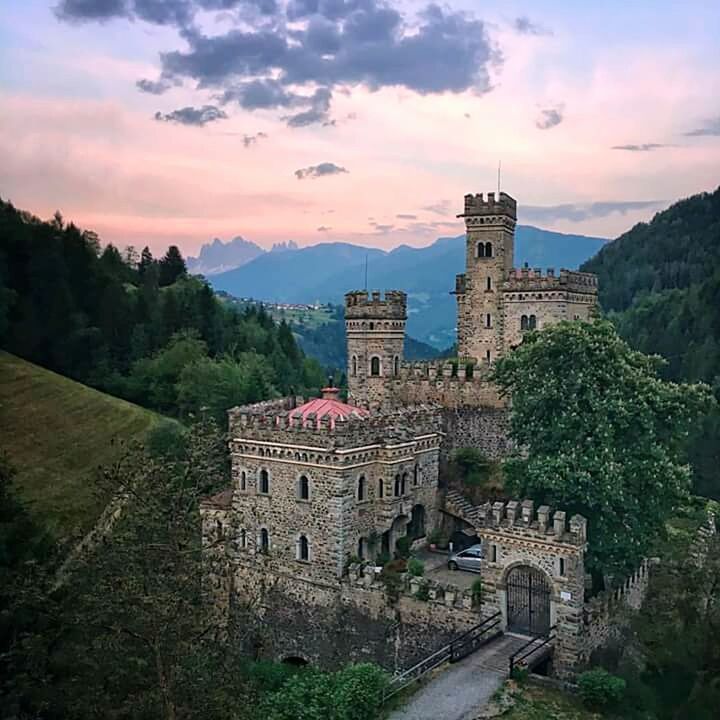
[345,562,481,612]
[460,191,517,219]
[503,268,598,294]
[345,290,407,319]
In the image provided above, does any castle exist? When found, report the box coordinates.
[200,192,644,679]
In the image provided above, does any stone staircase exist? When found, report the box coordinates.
[444,489,481,526]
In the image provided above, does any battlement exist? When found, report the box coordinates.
[503,268,598,294]
[229,398,443,450]
[345,562,482,612]
[398,359,491,382]
[459,192,517,219]
[445,491,587,546]
[345,290,407,320]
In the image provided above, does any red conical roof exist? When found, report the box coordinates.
[290,387,368,427]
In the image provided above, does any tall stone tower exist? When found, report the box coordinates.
[345,290,407,410]
[453,192,517,363]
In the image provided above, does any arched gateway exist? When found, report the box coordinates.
[506,565,551,635]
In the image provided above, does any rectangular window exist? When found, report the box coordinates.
[559,557,565,576]
[490,544,497,563]
[485,313,492,328]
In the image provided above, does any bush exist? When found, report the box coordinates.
[577,668,626,708]
[407,558,425,577]
[262,662,388,720]
[375,551,391,567]
[395,536,411,558]
[146,420,187,459]
[415,584,430,601]
[471,578,482,605]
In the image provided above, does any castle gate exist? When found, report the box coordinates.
[506,565,551,635]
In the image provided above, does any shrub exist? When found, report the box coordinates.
[395,536,411,558]
[415,584,430,601]
[375,551,391,567]
[471,578,482,605]
[407,557,425,577]
[577,668,626,708]
[427,528,442,546]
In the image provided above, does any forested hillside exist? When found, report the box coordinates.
[0,199,325,424]
[581,186,720,498]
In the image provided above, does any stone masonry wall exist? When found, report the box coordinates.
[229,561,487,671]
[440,406,511,461]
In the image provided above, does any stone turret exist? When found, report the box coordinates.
[345,290,407,410]
[454,192,517,364]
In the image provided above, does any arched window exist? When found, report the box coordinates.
[298,475,310,501]
[485,349,491,364]
[370,356,381,376]
[378,477,384,498]
[239,528,247,548]
[485,242,493,257]
[529,315,537,330]
[393,355,399,376]
[297,535,309,562]
[477,242,485,258]
[485,313,492,328]
[358,537,366,560]
[358,475,366,501]
[259,469,269,494]
[394,474,401,497]
[352,355,357,376]
[240,470,247,491]
[413,465,418,486]
[401,472,408,495]
[260,528,269,553]
[486,277,492,291]
[520,315,529,331]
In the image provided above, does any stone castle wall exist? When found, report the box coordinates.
[228,561,487,671]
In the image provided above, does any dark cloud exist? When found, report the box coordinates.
[536,105,564,130]
[611,143,668,152]
[242,131,268,147]
[396,213,417,220]
[317,225,331,232]
[154,104,228,125]
[136,77,173,94]
[370,222,394,233]
[521,200,663,223]
[422,199,452,216]
[513,16,552,36]
[58,0,501,128]
[684,117,720,137]
[294,162,348,179]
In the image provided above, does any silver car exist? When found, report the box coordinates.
[447,543,483,573]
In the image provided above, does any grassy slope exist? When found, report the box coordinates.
[0,351,168,542]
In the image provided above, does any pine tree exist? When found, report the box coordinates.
[159,246,186,287]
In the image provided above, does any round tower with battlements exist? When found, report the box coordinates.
[453,192,517,364]
[345,290,407,410]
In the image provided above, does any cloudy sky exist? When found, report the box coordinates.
[1,0,719,255]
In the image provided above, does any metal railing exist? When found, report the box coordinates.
[508,625,557,676]
[382,611,502,702]
[449,611,502,662]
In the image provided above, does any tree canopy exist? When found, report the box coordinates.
[491,320,713,581]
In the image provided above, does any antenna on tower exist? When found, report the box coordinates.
[364,252,368,290]
[497,160,502,196]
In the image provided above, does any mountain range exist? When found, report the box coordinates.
[205,226,608,348]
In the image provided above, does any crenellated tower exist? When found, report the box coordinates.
[345,290,407,410]
[453,192,517,363]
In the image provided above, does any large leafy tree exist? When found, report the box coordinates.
[491,320,713,581]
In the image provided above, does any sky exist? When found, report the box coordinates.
[1,0,719,256]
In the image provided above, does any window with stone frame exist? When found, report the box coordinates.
[529,314,537,330]
[259,528,270,554]
[240,470,247,491]
[297,535,310,562]
[357,475,367,501]
[401,472,408,494]
[393,355,399,376]
[370,356,381,376]
[259,469,270,494]
[239,528,247,549]
[298,474,310,501]
[485,242,493,257]
[378,477,384,498]
[413,465,418,486]
[352,355,357,376]
[521,315,529,331]
[394,474,401,496]
[485,313,492,328]
[486,276,492,291]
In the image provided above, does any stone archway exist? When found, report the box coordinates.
[505,565,552,635]
[407,504,426,540]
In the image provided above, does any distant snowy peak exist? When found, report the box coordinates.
[187,235,264,276]
[270,240,299,253]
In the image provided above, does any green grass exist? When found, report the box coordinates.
[0,352,170,542]
[270,305,334,329]
[500,682,601,720]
